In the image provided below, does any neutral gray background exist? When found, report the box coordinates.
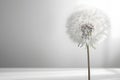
[0,0,120,68]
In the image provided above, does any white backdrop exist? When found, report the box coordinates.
[0,0,119,67]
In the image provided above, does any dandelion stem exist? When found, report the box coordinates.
[86,44,90,80]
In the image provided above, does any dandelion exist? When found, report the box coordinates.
[66,6,110,48]
[66,5,110,80]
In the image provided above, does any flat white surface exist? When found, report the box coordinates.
[0,68,120,80]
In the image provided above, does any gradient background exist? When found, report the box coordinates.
[0,0,120,68]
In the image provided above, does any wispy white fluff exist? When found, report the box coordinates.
[66,6,110,48]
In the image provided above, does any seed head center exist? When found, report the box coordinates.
[81,24,94,40]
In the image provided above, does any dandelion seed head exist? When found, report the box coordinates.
[66,5,110,48]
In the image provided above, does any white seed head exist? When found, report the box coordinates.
[66,5,110,48]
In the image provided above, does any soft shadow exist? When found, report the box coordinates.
[111,51,120,67]
[111,38,120,67]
